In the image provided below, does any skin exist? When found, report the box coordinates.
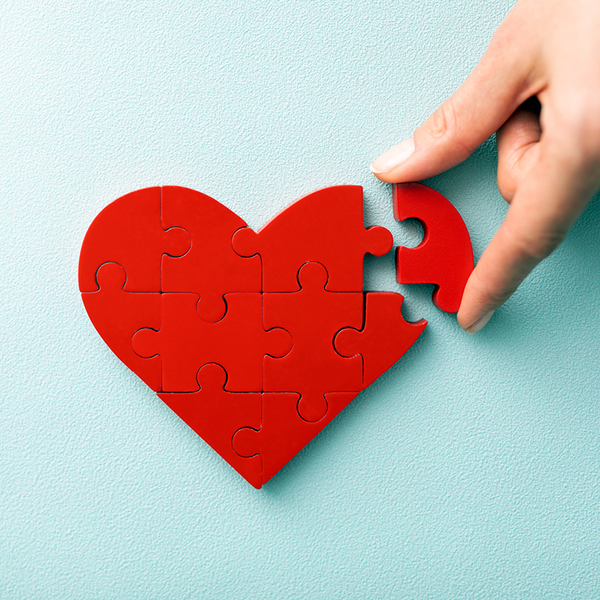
[370,0,600,333]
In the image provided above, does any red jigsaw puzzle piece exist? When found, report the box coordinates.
[79,187,190,293]
[263,262,363,422]
[232,185,393,292]
[159,364,262,488]
[232,391,358,488]
[132,292,292,393]
[81,262,162,391]
[335,292,427,388]
[161,186,261,322]
[393,183,474,313]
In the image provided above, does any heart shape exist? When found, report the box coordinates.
[79,186,426,488]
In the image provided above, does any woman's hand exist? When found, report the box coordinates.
[370,0,600,333]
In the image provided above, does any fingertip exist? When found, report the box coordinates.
[456,269,497,333]
[369,138,415,180]
[464,310,495,334]
[368,168,400,183]
[496,100,542,201]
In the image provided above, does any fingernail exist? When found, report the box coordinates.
[370,138,415,174]
[466,310,494,334]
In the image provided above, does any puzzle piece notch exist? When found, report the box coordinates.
[393,182,474,313]
[132,292,292,393]
[335,292,427,388]
[263,261,363,422]
[232,391,358,487]
[81,262,162,391]
[158,363,262,488]
[79,187,190,293]
[232,185,393,293]
[161,186,262,323]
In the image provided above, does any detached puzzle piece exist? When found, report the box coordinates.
[393,183,474,313]
[161,186,261,322]
[232,391,358,488]
[263,262,363,422]
[132,292,292,393]
[81,262,162,391]
[232,185,393,293]
[335,293,427,388]
[78,187,190,293]
[159,364,262,488]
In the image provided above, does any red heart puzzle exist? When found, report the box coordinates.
[79,185,468,488]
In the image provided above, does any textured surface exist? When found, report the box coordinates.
[2,0,600,598]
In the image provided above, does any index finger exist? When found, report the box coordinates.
[371,20,539,183]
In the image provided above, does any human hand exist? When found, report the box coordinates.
[370,0,600,333]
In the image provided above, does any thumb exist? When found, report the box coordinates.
[371,30,537,183]
[457,133,600,333]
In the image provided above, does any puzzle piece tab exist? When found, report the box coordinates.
[79,187,190,293]
[263,262,363,422]
[232,391,358,488]
[132,292,292,393]
[159,364,262,488]
[335,292,427,388]
[232,185,393,293]
[81,262,162,391]
[393,183,474,313]
[161,186,261,322]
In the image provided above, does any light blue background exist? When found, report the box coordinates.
[2,1,600,598]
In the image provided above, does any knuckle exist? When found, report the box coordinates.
[486,285,515,307]
[427,102,453,139]
[550,93,600,164]
[469,268,515,307]
[423,100,474,156]
[487,22,515,56]
[581,119,600,163]
[485,20,534,84]
[507,221,567,262]
[496,169,516,203]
